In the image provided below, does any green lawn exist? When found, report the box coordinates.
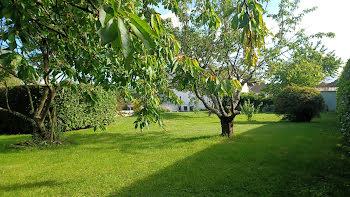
[0,112,349,196]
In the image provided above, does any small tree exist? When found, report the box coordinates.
[274,86,324,122]
[239,99,262,121]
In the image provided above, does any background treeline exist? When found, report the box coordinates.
[0,85,118,135]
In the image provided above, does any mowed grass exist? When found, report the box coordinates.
[0,112,349,196]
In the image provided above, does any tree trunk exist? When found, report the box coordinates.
[220,116,235,137]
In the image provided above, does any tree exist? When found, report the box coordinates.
[167,0,272,137]
[0,0,183,141]
[263,0,342,94]
[0,0,267,141]
[168,0,340,137]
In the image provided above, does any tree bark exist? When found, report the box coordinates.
[220,116,235,137]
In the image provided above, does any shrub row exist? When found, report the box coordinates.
[337,59,350,146]
[0,85,117,135]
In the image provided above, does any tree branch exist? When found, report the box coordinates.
[216,93,228,117]
[31,17,67,38]
[68,2,93,14]
[24,84,35,114]
[0,107,37,128]
[0,65,47,87]
[194,84,222,116]
[86,0,98,12]
[4,82,12,113]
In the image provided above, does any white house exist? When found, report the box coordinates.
[162,83,250,112]
[161,90,207,112]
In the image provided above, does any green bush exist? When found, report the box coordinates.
[337,59,350,145]
[274,86,324,122]
[239,99,263,121]
[0,85,117,134]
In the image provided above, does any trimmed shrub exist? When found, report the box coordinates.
[274,86,324,122]
[337,59,350,145]
[0,85,117,135]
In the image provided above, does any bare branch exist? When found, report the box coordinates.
[216,93,228,117]
[0,107,37,128]
[194,84,222,116]
[25,84,35,114]
[31,17,67,38]
[4,82,12,113]
[34,87,49,118]
[39,85,56,125]
[68,2,93,14]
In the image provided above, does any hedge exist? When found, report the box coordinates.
[274,86,324,122]
[0,85,117,135]
[337,59,350,145]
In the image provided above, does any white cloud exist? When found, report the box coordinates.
[160,12,181,28]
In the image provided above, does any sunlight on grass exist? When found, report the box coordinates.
[0,112,349,196]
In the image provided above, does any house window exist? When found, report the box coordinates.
[184,106,188,111]
[179,106,181,111]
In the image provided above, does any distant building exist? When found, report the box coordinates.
[161,90,207,112]
[246,82,266,94]
[316,80,338,111]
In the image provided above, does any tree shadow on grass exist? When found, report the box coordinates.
[108,124,350,197]
[66,132,219,154]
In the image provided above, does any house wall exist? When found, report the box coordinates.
[320,91,337,111]
[161,90,207,112]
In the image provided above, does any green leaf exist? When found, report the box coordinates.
[231,15,239,30]
[128,13,159,39]
[118,17,131,58]
[224,7,235,18]
[97,18,119,45]
[151,14,159,35]
[129,23,151,49]
[256,3,264,12]
[239,13,249,29]
[99,5,114,28]
[192,59,204,71]
[232,79,242,91]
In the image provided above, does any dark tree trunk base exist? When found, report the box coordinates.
[220,116,235,137]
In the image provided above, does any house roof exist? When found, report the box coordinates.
[316,80,338,92]
[316,80,338,88]
[249,82,265,94]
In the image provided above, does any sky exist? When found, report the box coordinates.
[159,0,350,73]
[297,0,350,65]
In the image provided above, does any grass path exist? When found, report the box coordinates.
[0,112,349,196]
